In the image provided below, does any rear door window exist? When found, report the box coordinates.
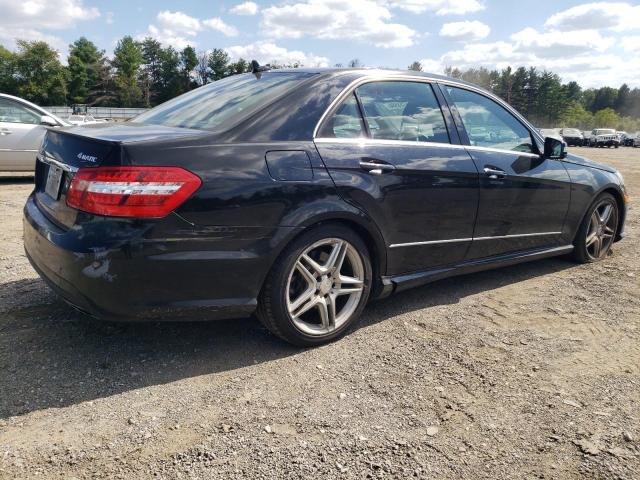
[318,93,365,139]
[356,81,450,144]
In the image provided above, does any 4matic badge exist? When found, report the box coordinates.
[77,152,98,163]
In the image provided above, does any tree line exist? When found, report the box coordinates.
[0,37,269,109]
[1,37,639,132]
[408,62,640,132]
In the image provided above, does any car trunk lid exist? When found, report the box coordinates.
[34,125,207,228]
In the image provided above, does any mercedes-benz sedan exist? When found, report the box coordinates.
[24,68,628,346]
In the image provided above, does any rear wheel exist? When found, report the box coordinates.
[257,225,372,346]
[572,193,619,263]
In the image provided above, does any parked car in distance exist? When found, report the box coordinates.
[621,132,638,147]
[23,67,628,346]
[67,114,98,126]
[0,93,68,172]
[590,128,620,148]
[560,128,583,146]
[581,130,592,146]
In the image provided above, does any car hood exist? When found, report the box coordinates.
[60,122,209,144]
[563,152,616,173]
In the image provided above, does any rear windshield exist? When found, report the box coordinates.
[131,72,314,131]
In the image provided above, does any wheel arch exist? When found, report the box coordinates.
[265,211,389,299]
[599,186,626,241]
[574,184,626,244]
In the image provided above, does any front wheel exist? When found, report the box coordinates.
[572,193,619,263]
[257,225,372,346]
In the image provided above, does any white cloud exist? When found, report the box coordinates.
[416,58,445,73]
[140,25,194,50]
[544,2,640,32]
[391,0,484,15]
[141,11,202,49]
[225,41,330,67]
[621,35,640,53]
[511,27,615,58]
[203,17,239,37]
[0,0,99,53]
[439,20,489,41]
[156,10,201,37]
[140,11,238,49]
[230,1,259,16]
[105,11,114,25]
[261,0,417,48]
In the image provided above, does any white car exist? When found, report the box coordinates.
[0,94,68,172]
[67,114,98,125]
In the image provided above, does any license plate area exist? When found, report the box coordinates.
[45,164,64,200]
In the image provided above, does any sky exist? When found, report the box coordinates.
[0,0,639,88]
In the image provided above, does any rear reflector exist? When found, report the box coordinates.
[66,166,201,218]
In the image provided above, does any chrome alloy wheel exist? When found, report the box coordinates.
[286,238,364,336]
[585,199,618,260]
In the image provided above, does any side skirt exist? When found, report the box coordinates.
[379,244,574,295]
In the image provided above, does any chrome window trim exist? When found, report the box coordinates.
[312,72,545,149]
[389,231,561,248]
[314,137,541,159]
[39,154,79,173]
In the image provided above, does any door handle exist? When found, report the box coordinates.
[359,159,396,176]
[483,166,506,179]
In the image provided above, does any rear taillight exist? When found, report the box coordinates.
[66,166,201,218]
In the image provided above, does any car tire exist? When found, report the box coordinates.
[572,193,619,264]
[257,224,373,347]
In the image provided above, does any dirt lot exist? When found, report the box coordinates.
[0,147,638,479]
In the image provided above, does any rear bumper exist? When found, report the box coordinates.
[23,194,294,321]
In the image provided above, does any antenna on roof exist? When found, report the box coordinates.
[251,60,271,79]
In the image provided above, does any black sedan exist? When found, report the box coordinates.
[24,67,628,346]
[559,128,583,146]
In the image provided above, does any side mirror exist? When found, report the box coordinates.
[40,115,58,127]
[544,136,567,159]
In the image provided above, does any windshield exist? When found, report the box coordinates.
[132,72,314,130]
[562,129,580,135]
[595,129,615,135]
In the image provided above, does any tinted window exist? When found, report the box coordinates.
[356,82,449,143]
[446,86,534,153]
[0,98,41,124]
[319,93,365,138]
[132,72,314,130]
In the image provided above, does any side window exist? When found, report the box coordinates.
[0,98,41,125]
[356,81,450,144]
[318,93,365,139]
[445,86,534,153]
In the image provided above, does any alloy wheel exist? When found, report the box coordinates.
[286,238,364,336]
[585,200,618,260]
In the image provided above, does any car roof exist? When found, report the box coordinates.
[275,67,477,87]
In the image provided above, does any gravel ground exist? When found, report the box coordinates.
[0,147,638,479]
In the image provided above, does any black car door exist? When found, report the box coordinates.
[314,80,479,276]
[441,84,571,259]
